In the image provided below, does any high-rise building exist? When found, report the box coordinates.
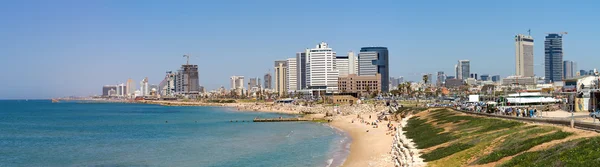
[398,76,404,83]
[454,65,459,80]
[545,33,564,83]
[515,34,534,77]
[335,55,349,78]
[102,85,117,97]
[308,42,338,91]
[358,47,389,92]
[457,60,470,80]
[264,73,272,89]
[175,64,200,94]
[274,60,287,96]
[563,60,576,79]
[287,58,297,92]
[390,77,398,90]
[426,73,433,85]
[159,71,176,97]
[348,51,358,75]
[249,78,258,89]
[116,83,127,96]
[480,74,490,81]
[230,76,244,90]
[436,71,446,87]
[296,51,308,90]
[140,77,149,96]
[126,78,134,96]
[491,75,501,82]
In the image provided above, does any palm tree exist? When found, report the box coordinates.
[423,75,429,85]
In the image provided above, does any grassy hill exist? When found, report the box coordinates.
[404,109,600,166]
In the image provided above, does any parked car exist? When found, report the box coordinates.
[590,110,600,120]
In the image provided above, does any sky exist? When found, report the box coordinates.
[0,0,599,99]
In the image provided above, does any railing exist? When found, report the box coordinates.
[450,108,600,132]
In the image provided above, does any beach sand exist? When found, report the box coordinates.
[331,115,394,167]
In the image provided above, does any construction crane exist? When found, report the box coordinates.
[183,54,190,65]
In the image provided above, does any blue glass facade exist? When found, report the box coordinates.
[359,47,389,92]
[544,34,563,83]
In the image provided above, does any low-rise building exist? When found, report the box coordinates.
[445,79,464,88]
[338,74,381,97]
[502,76,537,86]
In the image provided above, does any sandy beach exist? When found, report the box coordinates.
[331,115,395,167]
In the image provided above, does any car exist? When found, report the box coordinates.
[590,110,600,120]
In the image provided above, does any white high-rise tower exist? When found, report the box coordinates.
[515,34,534,77]
[308,42,338,91]
[287,58,297,92]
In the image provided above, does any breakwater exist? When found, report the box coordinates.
[391,115,426,167]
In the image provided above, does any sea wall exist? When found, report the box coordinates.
[391,115,426,167]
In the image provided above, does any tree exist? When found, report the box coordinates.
[365,85,371,98]
[423,75,429,85]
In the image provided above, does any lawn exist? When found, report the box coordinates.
[403,109,579,166]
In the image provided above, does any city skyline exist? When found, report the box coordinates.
[1,0,600,99]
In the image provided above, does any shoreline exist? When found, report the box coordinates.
[330,114,395,167]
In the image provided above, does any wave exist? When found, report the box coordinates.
[322,124,351,167]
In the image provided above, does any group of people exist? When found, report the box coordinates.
[502,106,539,118]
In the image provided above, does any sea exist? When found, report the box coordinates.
[0,100,350,167]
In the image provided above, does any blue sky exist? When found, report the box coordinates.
[1,0,599,99]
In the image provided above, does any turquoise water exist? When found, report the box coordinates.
[0,100,348,167]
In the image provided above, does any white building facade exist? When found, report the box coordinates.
[308,42,338,91]
[515,34,534,77]
[287,58,297,92]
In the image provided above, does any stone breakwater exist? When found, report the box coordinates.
[391,115,425,167]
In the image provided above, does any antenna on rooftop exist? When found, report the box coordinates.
[528,29,531,36]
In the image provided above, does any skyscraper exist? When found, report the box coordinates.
[515,34,534,77]
[308,42,338,91]
[274,60,287,96]
[563,60,576,79]
[230,76,244,90]
[140,77,149,96]
[175,64,200,94]
[335,55,349,78]
[545,33,564,83]
[249,77,258,89]
[102,85,117,97]
[287,58,297,92]
[436,71,446,87]
[358,47,389,92]
[126,78,134,96]
[159,71,176,96]
[347,51,358,75]
[263,73,272,89]
[296,50,308,90]
[455,65,459,79]
[457,60,470,80]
